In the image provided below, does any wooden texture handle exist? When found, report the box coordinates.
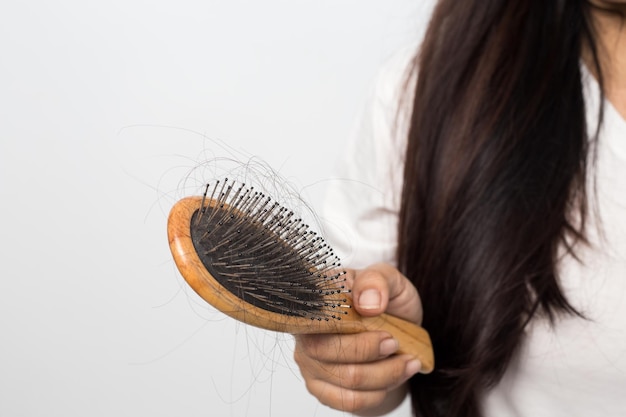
[362,314,434,373]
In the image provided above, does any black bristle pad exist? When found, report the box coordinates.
[190,180,350,321]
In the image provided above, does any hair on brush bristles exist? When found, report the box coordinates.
[191,179,352,321]
[167,177,435,373]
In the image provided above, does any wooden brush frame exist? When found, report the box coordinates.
[168,196,434,373]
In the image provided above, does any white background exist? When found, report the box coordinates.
[0,1,433,416]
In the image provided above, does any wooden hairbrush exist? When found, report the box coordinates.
[167,179,434,373]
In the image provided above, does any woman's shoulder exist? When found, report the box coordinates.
[371,44,418,110]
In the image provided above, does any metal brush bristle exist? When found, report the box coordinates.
[189,179,351,321]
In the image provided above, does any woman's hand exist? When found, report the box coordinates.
[293,263,423,416]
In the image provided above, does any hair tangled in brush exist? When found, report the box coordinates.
[189,179,349,321]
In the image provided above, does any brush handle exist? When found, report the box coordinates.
[289,306,435,374]
[360,314,434,374]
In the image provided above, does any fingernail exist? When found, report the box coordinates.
[379,338,399,357]
[405,359,421,378]
[359,289,381,310]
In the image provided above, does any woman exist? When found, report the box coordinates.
[294,1,626,416]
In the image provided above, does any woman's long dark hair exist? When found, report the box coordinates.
[397,1,603,416]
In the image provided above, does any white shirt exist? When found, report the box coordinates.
[322,48,626,416]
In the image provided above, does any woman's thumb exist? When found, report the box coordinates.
[350,263,423,325]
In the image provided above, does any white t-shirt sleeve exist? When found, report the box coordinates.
[321,49,415,269]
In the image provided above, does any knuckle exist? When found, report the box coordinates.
[294,334,321,358]
[303,377,318,397]
[305,379,387,414]
[307,382,344,411]
[388,356,415,387]
[356,268,385,286]
[334,389,385,413]
[350,335,378,361]
[293,346,305,366]
[337,390,362,412]
[343,363,364,388]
